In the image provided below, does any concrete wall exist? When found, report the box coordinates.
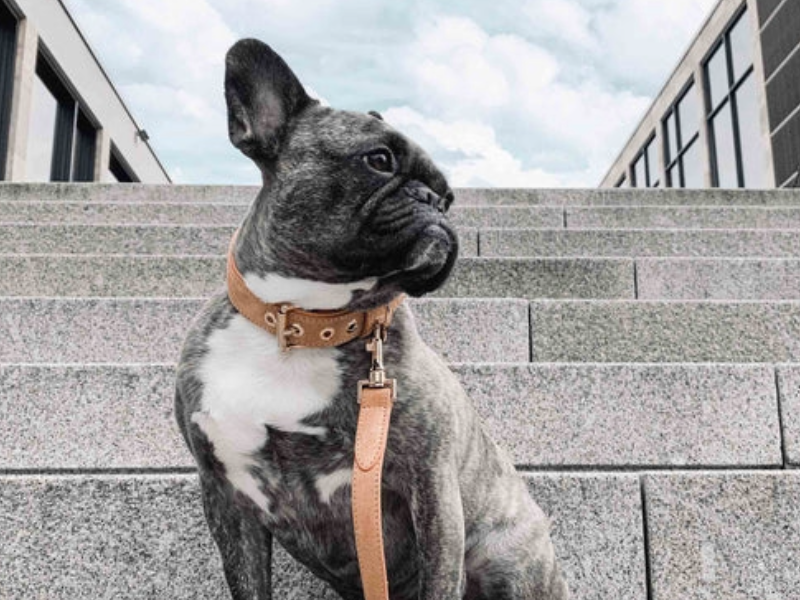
[2,0,169,183]
[600,0,774,189]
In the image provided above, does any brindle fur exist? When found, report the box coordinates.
[175,39,569,599]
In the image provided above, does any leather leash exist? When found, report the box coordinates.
[227,230,398,600]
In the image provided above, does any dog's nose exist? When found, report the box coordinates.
[407,183,446,212]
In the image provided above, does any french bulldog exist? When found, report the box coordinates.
[174,38,569,600]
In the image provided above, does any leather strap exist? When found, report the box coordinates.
[227,230,404,350]
[352,385,394,600]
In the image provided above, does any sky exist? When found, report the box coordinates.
[62,0,718,187]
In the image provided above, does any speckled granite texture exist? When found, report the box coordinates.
[0,297,524,363]
[645,472,800,600]
[530,300,800,362]
[437,257,635,299]
[480,228,800,258]
[637,258,800,300]
[567,206,800,229]
[0,473,646,600]
[0,363,782,470]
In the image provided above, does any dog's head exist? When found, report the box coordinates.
[226,39,458,309]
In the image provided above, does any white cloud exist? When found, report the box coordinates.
[523,0,596,48]
[384,106,565,187]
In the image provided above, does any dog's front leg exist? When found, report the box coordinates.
[200,475,273,600]
[409,470,466,599]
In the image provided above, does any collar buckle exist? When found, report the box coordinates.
[276,304,305,352]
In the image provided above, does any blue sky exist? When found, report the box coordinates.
[63,0,717,187]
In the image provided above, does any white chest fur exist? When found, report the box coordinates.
[192,314,343,510]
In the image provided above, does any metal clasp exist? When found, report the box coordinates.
[357,325,397,402]
[276,304,305,352]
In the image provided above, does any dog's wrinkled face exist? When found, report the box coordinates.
[226,39,458,304]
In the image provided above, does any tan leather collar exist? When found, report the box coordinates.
[227,230,404,351]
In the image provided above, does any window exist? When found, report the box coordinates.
[663,82,704,188]
[631,135,660,187]
[0,2,16,180]
[24,52,97,182]
[704,9,767,188]
[106,145,137,183]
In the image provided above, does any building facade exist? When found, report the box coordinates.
[0,0,169,183]
[601,0,800,189]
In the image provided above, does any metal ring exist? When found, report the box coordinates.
[320,327,335,340]
[290,323,305,337]
[264,312,277,327]
[346,319,358,334]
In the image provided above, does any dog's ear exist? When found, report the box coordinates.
[224,39,315,163]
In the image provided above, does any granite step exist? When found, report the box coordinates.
[0,363,782,471]
[0,224,478,257]
[644,471,800,600]
[566,206,800,229]
[0,256,635,299]
[481,228,800,258]
[530,300,800,362]
[0,297,529,364]
[0,201,564,229]
[2,183,800,208]
[0,472,645,600]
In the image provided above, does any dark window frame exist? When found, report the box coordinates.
[703,7,757,188]
[108,143,138,183]
[34,46,99,182]
[0,1,18,180]
[663,80,702,188]
[630,133,660,188]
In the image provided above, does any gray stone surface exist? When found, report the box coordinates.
[408,298,530,362]
[271,474,648,600]
[0,298,523,364]
[455,187,800,206]
[480,228,800,258]
[567,206,800,229]
[2,183,798,207]
[436,257,635,299]
[645,471,800,600]
[0,365,191,469]
[524,474,646,600]
[0,182,258,203]
[638,258,800,300]
[776,365,800,466]
[0,255,632,299]
[0,472,646,600]
[455,364,781,467]
[531,300,800,362]
[0,364,780,470]
[0,200,559,230]
[450,206,563,228]
[0,200,251,225]
[0,255,227,297]
[0,224,478,257]
[0,474,229,599]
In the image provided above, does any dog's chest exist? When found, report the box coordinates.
[192,315,347,512]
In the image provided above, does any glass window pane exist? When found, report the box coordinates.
[646,138,659,188]
[665,112,678,163]
[706,43,729,111]
[25,76,58,181]
[735,74,767,188]
[633,154,646,187]
[711,101,738,187]
[681,139,705,188]
[729,10,753,83]
[677,83,701,149]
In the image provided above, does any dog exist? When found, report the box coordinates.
[174,38,569,600]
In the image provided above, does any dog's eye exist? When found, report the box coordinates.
[364,149,395,174]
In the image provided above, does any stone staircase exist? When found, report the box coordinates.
[2,182,799,600]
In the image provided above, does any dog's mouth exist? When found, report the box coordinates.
[376,220,459,296]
